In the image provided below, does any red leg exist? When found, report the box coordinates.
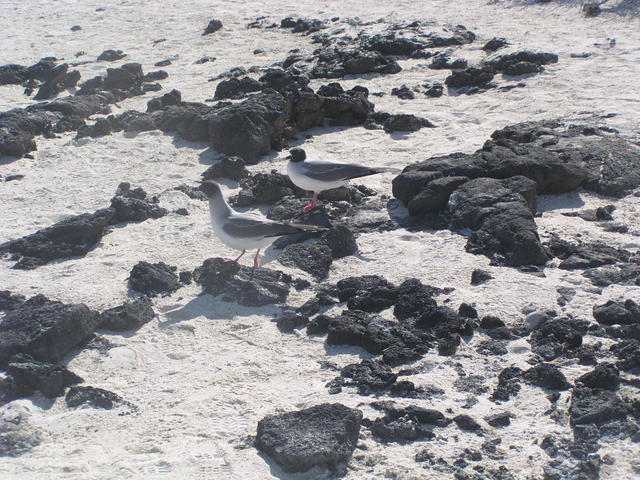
[224,250,245,263]
[253,249,261,268]
[303,192,318,212]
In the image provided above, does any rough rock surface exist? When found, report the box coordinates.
[0,297,101,366]
[7,353,83,397]
[99,297,155,331]
[128,261,182,297]
[194,257,302,306]
[65,386,127,409]
[255,403,362,473]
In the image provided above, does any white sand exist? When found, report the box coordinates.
[1,0,639,479]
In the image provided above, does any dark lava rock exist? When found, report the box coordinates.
[548,237,632,271]
[255,403,362,473]
[172,184,207,201]
[203,19,223,35]
[391,85,415,100]
[0,291,26,311]
[319,226,358,258]
[471,269,493,285]
[448,178,549,266]
[0,298,101,366]
[128,261,182,297]
[491,366,524,401]
[393,278,439,321]
[214,76,263,99]
[484,411,512,427]
[407,176,468,215]
[459,303,478,318]
[453,414,482,432]
[483,37,509,52]
[482,49,558,73]
[523,363,571,390]
[480,316,505,329]
[529,317,588,361]
[275,312,309,333]
[201,156,249,181]
[110,183,167,222]
[143,70,168,81]
[278,242,333,279]
[503,62,543,75]
[97,49,126,62]
[208,91,288,164]
[330,359,398,395]
[593,299,639,325]
[99,297,155,331]
[146,89,181,112]
[33,63,80,100]
[7,353,83,397]
[429,51,468,70]
[610,340,640,373]
[307,314,332,335]
[569,387,627,426]
[194,257,298,306]
[0,208,115,269]
[259,68,310,93]
[65,385,126,409]
[445,67,494,88]
[368,406,442,442]
[377,113,435,133]
[576,364,620,391]
[584,263,640,287]
[336,275,397,312]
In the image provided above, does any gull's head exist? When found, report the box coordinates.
[198,180,223,198]
[287,148,306,163]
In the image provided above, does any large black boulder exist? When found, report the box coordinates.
[99,297,155,331]
[256,403,362,473]
[0,298,101,366]
[7,353,83,397]
[481,49,558,73]
[208,91,288,164]
[65,386,127,409]
[128,261,182,297]
[593,299,639,325]
[214,76,262,99]
[201,156,249,181]
[569,387,627,426]
[278,243,333,279]
[193,257,299,306]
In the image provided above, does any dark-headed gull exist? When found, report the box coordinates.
[286,148,397,212]
[198,180,319,267]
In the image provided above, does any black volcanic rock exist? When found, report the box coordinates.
[0,291,26,311]
[485,411,512,427]
[453,414,482,432]
[482,49,558,73]
[201,156,249,181]
[208,91,288,164]
[482,37,509,52]
[336,275,397,312]
[491,366,524,401]
[214,76,262,99]
[7,353,83,397]
[331,359,398,394]
[194,257,298,306]
[97,49,126,61]
[576,364,620,391]
[523,363,571,390]
[0,298,101,366]
[203,19,223,35]
[65,386,126,409]
[471,269,493,285]
[128,261,182,297]
[445,67,494,88]
[279,243,333,279]
[256,403,362,473]
[319,226,358,258]
[233,171,305,206]
[593,299,639,325]
[99,297,155,331]
[569,387,627,426]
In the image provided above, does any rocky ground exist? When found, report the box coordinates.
[1,0,639,479]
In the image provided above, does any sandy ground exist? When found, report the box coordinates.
[1,0,639,479]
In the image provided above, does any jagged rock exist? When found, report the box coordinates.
[445,67,494,88]
[569,387,627,426]
[201,156,249,181]
[65,386,126,409]
[275,312,309,333]
[97,49,126,61]
[194,257,298,306]
[203,19,223,35]
[330,359,398,394]
[481,49,558,73]
[471,269,493,285]
[529,317,588,361]
[523,363,571,390]
[0,297,101,366]
[483,37,509,52]
[110,183,167,222]
[491,366,524,401]
[503,62,543,75]
[593,299,640,325]
[336,275,397,312]
[233,171,304,206]
[610,340,640,373]
[213,76,263,99]
[407,176,468,215]
[310,47,401,78]
[7,353,83,397]
[448,178,549,266]
[547,237,632,270]
[0,291,26,311]
[33,64,80,100]
[256,403,361,473]
[99,297,155,331]
[391,85,415,100]
[485,411,512,427]
[208,91,288,163]
[279,242,333,279]
[393,279,439,321]
[146,89,181,112]
[369,112,434,133]
[453,414,482,432]
[259,68,309,92]
[429,51,468,70]
[576,364,620,391]
[128,261,181,297]
[319,226,358,258]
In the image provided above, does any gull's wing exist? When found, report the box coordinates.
[301,160,380,182]
[222,213,302,239]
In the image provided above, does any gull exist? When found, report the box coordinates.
[286,148,398,212]
[198,180,320,268]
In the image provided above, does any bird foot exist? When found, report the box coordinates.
[302,202,317,213]
[253,258,260,268]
